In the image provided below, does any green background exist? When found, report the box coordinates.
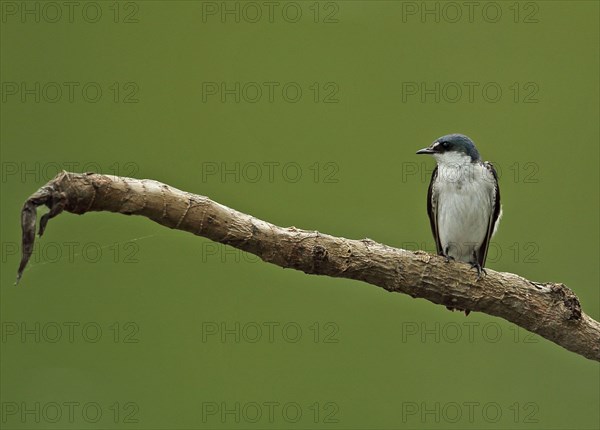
[1,1,598,428]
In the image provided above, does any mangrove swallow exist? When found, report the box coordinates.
[416,134,502,278]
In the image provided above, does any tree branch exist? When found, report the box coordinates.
[17,172,600,361]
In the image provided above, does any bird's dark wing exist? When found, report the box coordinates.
[427,166,443,255]
[477,162,501,267]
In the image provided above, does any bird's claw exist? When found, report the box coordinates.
[443,254,455,263]
[471,262,487,280]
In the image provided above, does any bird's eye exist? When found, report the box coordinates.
[441,141,449,148]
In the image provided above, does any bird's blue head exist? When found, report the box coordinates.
[416,134,481,162]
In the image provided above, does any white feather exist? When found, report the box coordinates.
[432,152,500,263]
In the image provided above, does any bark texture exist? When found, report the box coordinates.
[17,171,600,361]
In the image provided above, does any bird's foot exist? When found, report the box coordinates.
[442,247,455,263]
[470,262,487,281]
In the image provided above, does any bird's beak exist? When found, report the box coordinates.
[416,145,435,155]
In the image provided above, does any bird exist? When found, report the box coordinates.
[416,134,502,312]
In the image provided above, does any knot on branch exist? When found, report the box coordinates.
[551,283,582,321]
[312,244,329,271]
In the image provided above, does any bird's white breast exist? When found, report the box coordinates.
[433,154,496,263]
